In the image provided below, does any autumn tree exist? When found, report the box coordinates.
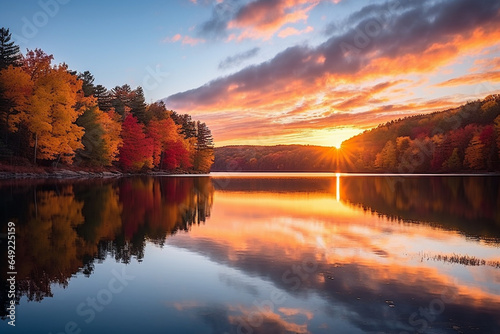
[12,49,88,164]
[430,135,449,172]
[464,134,485,170]
[374,140,397,170]
[99,108,122,165]
[0,65,32,139]
[147,117,179,168]
[147,101,170,120]
[119,114,153,171]
[396,136,411,161]
[21,49,53,80]
[479,125,497,170]
[442,148,461,172]
[162,139,192,171]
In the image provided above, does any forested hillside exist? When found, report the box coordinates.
[0,28,213,173]
[342,94,500,172]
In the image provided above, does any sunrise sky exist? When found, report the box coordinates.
[2,0,500,147]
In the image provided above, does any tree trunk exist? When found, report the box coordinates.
[34,133,38,165]
[55,153,61,168]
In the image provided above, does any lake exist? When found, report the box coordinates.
[1,173,499,334]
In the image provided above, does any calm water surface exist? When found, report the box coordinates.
[1,173,499,334]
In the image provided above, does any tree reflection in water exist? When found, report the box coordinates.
[0,177,213,318]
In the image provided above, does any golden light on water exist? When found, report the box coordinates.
[336,172,340,202]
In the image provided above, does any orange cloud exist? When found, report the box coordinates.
[278,25,314,38]
[278,307,314,320]
[227,306,310,333]
[436,71,500,87]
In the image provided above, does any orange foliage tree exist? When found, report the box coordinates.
[0,65,32,133]
[147,117,180,168]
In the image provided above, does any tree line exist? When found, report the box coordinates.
[0,27,214,173]
[212,145,339,172]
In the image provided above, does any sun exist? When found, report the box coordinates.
[308,127,362,150]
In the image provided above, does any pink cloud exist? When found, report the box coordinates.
[163,33,205,46]
[181,35,205,46]
[227,0,319,40]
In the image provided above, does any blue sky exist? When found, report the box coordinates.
[2,0,500,147]
[1,0,333,101]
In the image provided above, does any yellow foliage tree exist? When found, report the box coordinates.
[26,65,86,164]
[12,49,89,164]
[98,108,122,165]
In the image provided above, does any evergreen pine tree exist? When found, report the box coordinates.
[94,84,112,112]
[130,86,148,124]
[0,28,21,70]
[78,71,95,97]
[193,121,214,172]
[75,106,107,166]
[111,84,133,117]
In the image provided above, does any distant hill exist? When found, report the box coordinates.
[212,145,338,172]
[213,95,500,173]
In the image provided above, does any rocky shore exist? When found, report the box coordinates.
[0,168,209,179]
[0,169,123,179]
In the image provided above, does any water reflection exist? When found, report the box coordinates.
[1,174,499,333]
[340,175,500,241]
[185,174,500,332]
[211,174,500,241]
[0,177,213,318]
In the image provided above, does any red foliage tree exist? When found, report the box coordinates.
[119,114,153,171]
[162,140,192,171]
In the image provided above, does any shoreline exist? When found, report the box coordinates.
[1,169,499,180]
